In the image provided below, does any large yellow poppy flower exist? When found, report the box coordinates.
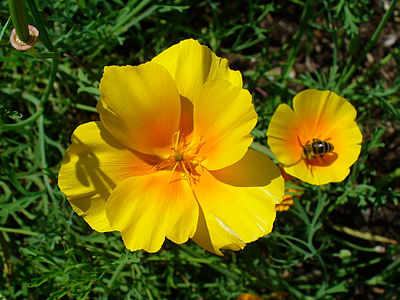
[58,39,284,255]
[267,89,362,185]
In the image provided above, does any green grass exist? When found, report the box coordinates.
[1,0,399,299]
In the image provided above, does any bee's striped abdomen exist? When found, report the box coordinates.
[303,138,334,160]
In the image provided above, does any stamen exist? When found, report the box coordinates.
[156,132,205,185]
[173,130,181,149]
[168,161,180,183]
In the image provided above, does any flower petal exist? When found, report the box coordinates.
[211,148,284,201]
[192,149,284,254]
[152,39,242,101]
[292,89,358,142]
[98,62,181,156]
[105,171,199,253]
[58,121,157,232]
[267,103,304,166]
[191,79,257,170]
[285,158,343,185]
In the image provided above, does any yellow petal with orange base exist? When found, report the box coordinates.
[152,39,242,101]
[192,149,284,255]
[292,89,358,142]
[267,103,304,166]
[191,79,257,170]
[98,62,181,156]
[58,122,157,232]
[105,171,199,253]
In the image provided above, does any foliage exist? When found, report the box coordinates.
[1,0,399,299]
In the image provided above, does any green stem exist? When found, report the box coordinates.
[250,142,275,159]
[281,0,315,83]
[0,17,12,40]
[0,106,44,130]
[26,0,56,52]
[179,245,240,280]
[344,47,400,92]
[75,103,97,113]
[338,0,399,88]
[0,226,39,237]
[41,58,58,105]
[330,224,397,245]
[0,58,57,130]
[323,0,339,89]
[106,258,127,290]
[38,114,50,215]
[27,47,59,59]
[38,58,59,214]
[8,0,30,42]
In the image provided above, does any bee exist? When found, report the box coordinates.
[302,138,334,160]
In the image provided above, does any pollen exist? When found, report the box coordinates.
[153,130,206,185]
[174,151,184,162]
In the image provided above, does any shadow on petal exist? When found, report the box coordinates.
[210,148,282,187]
[68,135,117,211]
[307,152,338,167]
[191,204,244,255]
[179,96,194,139]
[96,122,164,167]
[64,122,161,217]
[189,205,219,255]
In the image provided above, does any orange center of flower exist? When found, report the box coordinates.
[155,131,204,185]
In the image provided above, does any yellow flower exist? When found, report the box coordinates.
[275,189,302,212]
[267,89,362,185]
[237,293,263,300]
[58,39,284,255]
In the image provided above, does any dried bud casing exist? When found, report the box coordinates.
[10,24,39,51]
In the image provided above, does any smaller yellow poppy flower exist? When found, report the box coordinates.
[267,89,362,185]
